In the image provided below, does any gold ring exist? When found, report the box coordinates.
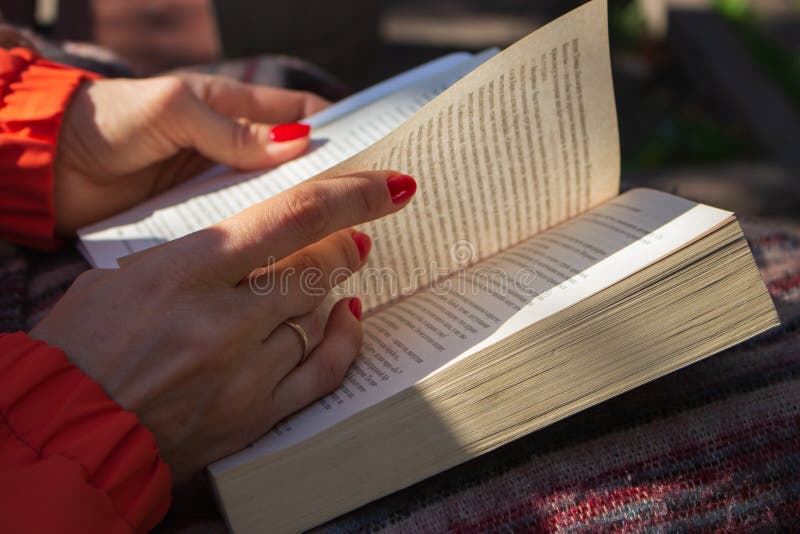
[283,320,310,363]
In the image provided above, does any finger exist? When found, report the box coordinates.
[204,171,416,284]
[181,73,329,123]
[175,92,311,170]
[270,297,363,418]
[259,306,329,381]
[245,228,370,319]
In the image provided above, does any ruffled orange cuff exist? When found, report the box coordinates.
[0,332,172,533]
[0,47,101,249]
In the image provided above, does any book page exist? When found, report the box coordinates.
[211,189,732,469]
[78,51,496,268]
[320,0,620,308]
[305,52,485,129]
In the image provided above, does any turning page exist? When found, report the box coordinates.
[320,0,620,308]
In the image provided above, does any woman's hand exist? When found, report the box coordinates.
[54,73,328,235]
[30,170,417,483]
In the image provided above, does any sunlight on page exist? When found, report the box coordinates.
[211,188,732,469]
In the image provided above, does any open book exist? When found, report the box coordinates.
[78,1,779,532]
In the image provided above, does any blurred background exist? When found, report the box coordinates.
[1,0,799,220]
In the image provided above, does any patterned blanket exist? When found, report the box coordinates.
[1,52,797,532]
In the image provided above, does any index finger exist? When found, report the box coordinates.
[201,171,416,283]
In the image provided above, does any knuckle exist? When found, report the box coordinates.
[291,251,326,277]
[229,121,249,160]
[146,77,195,132]
[280,185,331,241]
[294,90,314,104]
[300,91,327,113]
[339,232,362,272]
[159,76,191,100]
[348,176,381,219]
[153,76,192,110]
[318,173,384,218]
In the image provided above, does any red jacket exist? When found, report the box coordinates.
[0,48,171,533]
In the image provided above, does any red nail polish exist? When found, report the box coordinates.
[351,230,371,262]
[269,122,311,142]
[386,174,417,204]
[348,297,363,321]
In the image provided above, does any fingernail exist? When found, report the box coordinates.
[351,230,371,262]
[348,297,363,321]
[269,122,310,142]
[386,174,417,204]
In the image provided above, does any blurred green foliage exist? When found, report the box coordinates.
[626,114,756,171]
[608,0,764,170]
[714,0,751,18]
[609,0,648,47]
[712,0,800,114]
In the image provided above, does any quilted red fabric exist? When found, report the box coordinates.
[0,333,171,533]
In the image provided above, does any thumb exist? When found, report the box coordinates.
[177,96,311,170]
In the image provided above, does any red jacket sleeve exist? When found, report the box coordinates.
[0,332,172,533]
[0,47,100,249]
[0,50,172,532]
